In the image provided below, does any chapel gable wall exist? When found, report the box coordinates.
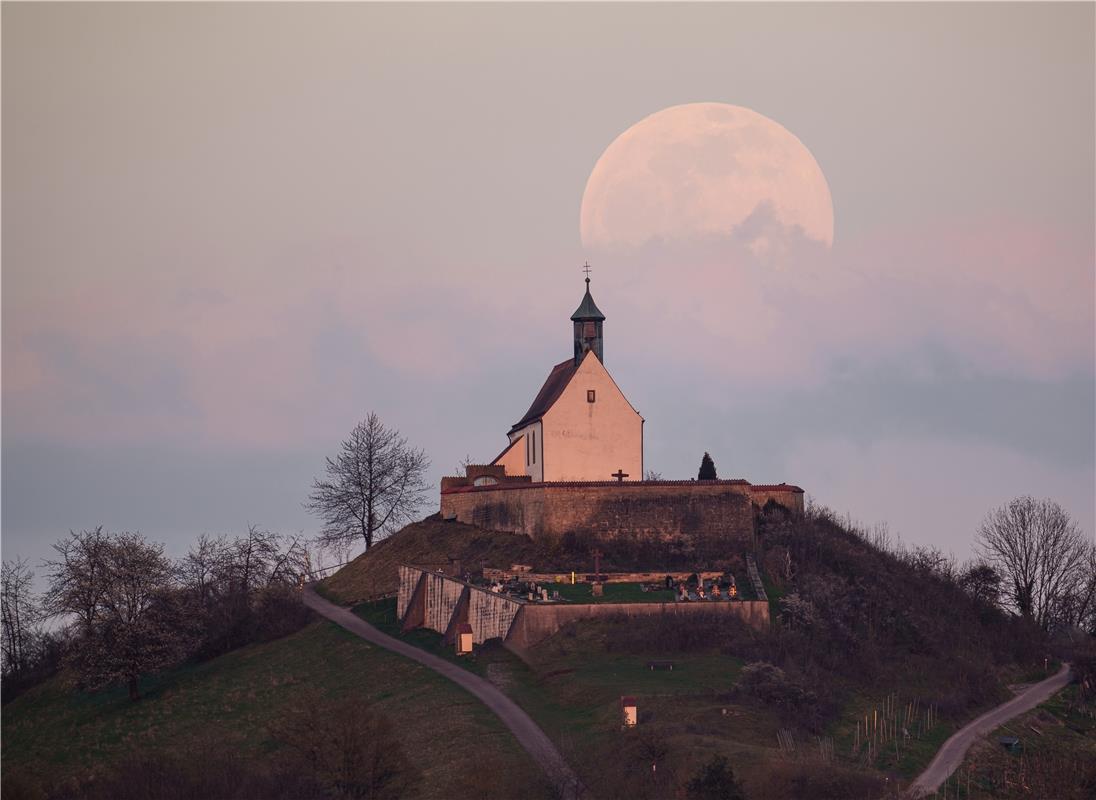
[541,354,642,482]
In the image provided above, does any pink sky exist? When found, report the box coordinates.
[3,3,1093,568]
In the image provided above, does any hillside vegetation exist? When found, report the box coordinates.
[1,619,545,800]
[331,506,1064,798]
[956,676,1096,799]
[321,515,540,603]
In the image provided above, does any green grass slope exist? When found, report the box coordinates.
[2,620,544,799]
[326,508,1058,799]
[321,515,540,603]
[955,684,1096,799]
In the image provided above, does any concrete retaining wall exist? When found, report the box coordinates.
[397,565,769,652]
[397,565,421,619]
[423,571,465,633]
[505,600,770,650]
[467,587,523,644]
[399,565,523,644]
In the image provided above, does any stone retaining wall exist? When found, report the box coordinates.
[440,480,784,546]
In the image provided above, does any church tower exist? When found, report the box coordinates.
[571,275,605,365]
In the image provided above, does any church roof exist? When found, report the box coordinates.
[508,358,577,435]
[570,279,605,321]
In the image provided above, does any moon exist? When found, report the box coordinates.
[580,103,834,251]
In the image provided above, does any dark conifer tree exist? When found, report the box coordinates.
[698,452,717,480]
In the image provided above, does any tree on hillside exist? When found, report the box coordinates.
[1051,542,1096,634]
[46,529,193,700]
[273,691,420,799]
[686,755,745,800]
[698,452,717,481]
[306,413,430,551]
[178,527,313,658]
[958,562,1002,608]
[1,558,42,677]
[975,496,1089,629]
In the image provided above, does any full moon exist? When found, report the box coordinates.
[580,103,834,251]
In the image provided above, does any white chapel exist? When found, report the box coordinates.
[490,276,644,482]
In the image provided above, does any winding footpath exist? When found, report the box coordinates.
[907,663,1072,797]
[302,586,582,799]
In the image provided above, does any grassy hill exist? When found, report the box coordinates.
[1,619,546,799]
[321,508,1064,798]
[955,683,1096,799]
[321,515,540,603]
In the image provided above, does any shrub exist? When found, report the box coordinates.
[686,755,744,800]
[272,691,420,800]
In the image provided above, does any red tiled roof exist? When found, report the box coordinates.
[508,358,577,435]
[750,484,805,493]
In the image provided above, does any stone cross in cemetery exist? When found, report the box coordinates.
[592,548,603,581]
[611,468,629,482]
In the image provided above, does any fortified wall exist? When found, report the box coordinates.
[397,565,771,652]
[439,478,803,544]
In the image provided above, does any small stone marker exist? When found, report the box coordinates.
[592,582,604,597]
[456,622,474,656]
[621,696,637,727]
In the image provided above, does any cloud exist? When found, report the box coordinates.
[782,435,1095,562]
[594,207,1093,387]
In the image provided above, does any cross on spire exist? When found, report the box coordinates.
[583,262,592,284]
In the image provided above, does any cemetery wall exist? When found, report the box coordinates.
[398,565,522,643]
[423,571,465,633]
[467,586,523,644]
[504,600,771,651]
[397,565,770,652]
[397,564,421,619]
[439,480,798,544]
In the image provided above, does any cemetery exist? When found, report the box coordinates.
[396,560,770,653]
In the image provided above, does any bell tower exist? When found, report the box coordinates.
[571,266,605,365]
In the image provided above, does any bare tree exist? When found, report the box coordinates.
[306,413,430,551]
[976,496,1089,629]
[643,469,663,481]
[179,526,313,657]
[454,453,475,476]
[1,558,41,676]
[272,691,420,799]
[1051,542,1096,633]
[177,533,228,606]
[46,529,192,700]
[44,526,109,628]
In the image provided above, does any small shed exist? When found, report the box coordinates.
[621,696,637,728]
[455,623,474,656]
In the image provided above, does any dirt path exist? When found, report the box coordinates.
[302,586,582,799]
[907,663,1072,797]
